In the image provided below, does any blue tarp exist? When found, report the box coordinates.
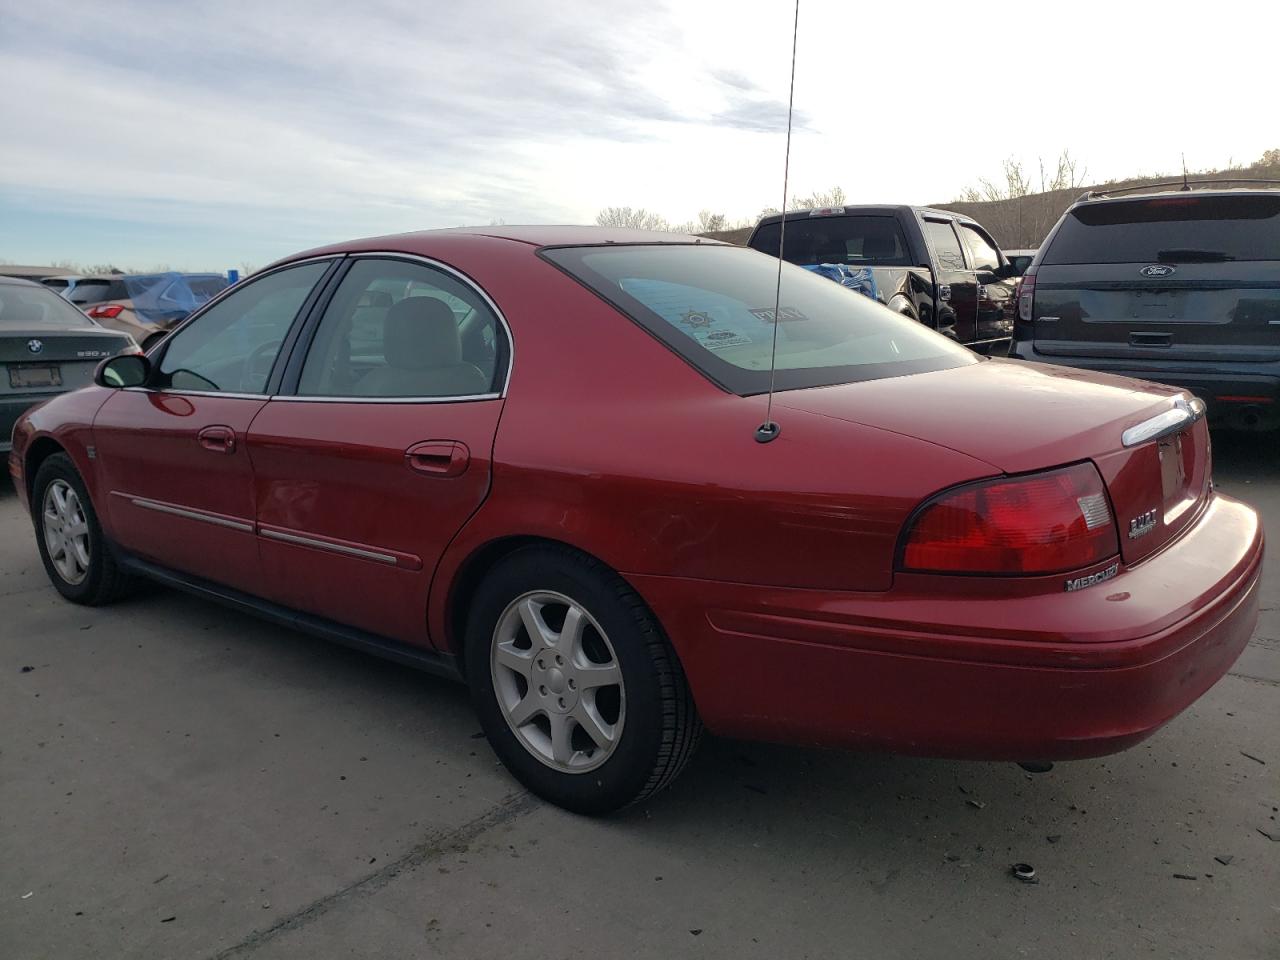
[801,263,879,302]
[123,273,228,325]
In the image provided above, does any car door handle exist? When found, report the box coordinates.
[938,284,952,302]
[197,425,237,454]
[405,441,470,478]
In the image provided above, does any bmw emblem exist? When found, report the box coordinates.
[1140,264,1176,278]
[27,339,43,354]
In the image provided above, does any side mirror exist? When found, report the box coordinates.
[95,353,151,388]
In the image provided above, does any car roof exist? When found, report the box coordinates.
[0,275,44,288]
[276,225,724,269]
[1073,184,1280,207]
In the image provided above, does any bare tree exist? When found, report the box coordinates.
[595,207,671,231]
[952,150,1089,247]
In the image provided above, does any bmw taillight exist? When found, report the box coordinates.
[1016,272,1036,324]
[899,462,1118,575]
[87,304,124,319]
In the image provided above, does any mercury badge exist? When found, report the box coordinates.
[27,339,44,354]
[1128,508,1158,540]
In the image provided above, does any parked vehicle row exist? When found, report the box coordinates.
[9,225,1263,814]
[45,272,229,351]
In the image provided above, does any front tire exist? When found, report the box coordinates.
[31,453,134,605]
[465,545,701,814]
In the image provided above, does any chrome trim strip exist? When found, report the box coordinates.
[259,528,398,565]
[129,496,255,532]
[271,392,501,405]
[1121,395,1207,448]
[122,388,269,400]
[345,251,515,398]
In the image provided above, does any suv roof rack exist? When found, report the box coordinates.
[1078,177,1280,202]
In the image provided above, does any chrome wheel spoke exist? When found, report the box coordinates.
[573,700,616,750]
[576,661,621,690]
[558,605,586,660]
[494,642,535,679]
[507,692,542,727]
[65,520,88,541]
[518,597,557,648]
[548,713,576,766]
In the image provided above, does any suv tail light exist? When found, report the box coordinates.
[1016,272,1036,324]
[899,462,1119,575]
[87,304,124,319]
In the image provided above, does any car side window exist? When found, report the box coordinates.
[156,261,328,394]
[958,224,1000,272]
[924,220,967,272]
[297,258,503,399]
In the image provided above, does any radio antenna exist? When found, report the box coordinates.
[755,0,800,444]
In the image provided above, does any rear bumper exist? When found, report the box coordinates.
[1008,342,1280,427]
[629,492,1263,760]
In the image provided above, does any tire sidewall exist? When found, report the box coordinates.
[31,454,108,603]
[464,548,668,814]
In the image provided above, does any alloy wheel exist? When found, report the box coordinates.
[42,479,91,586]
[490,590,625,773]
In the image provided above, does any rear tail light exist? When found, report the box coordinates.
[899,462,1119,575]
[87,304,124,319]
[1016,273,1036,324]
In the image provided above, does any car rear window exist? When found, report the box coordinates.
[749,215,913,267]
[0,284,94,328]
[68,279,122,304]
[1043,194,1280,264]
[542,244,975,395]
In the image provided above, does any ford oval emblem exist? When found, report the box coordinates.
[27,339,43,354]
[1140,264,1176,278]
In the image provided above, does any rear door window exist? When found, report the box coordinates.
[924,220,968,271]
[957,224,1000,271]
[749,216,913,266]
[1044,194,1280,264]
[68,280,115,305]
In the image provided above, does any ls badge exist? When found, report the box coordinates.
[1128,508,1158,540]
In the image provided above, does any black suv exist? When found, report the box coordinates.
[1010,182,1280,430]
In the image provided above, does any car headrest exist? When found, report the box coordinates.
[360,290,394,308]
[383,297,460,370]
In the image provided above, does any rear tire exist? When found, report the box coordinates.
[31,453,134,605]
[464,545,701,814]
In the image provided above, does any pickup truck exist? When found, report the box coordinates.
[746,205,1018,353]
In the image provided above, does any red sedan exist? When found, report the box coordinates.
[8,227,1263,814]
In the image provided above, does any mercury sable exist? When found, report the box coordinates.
[8,227,1263,814]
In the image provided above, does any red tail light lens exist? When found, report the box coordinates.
[900,463,1119,575]
[87,304,124,319]
[1016,273,1036,324]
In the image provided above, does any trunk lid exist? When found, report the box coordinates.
[776,358,1211,566]
[1031,192,1280,362]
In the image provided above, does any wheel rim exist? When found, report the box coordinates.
[490,590,625,773]
[42,479,91,586]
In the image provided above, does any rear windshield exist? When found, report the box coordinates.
[749,215,914,267]
[542,244,974,395]
[1044,194,1280,264]
[68,279,122,304]
[0,284,94,329]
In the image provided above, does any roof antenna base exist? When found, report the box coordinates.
[754,421,781,443]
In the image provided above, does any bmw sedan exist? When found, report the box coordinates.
[2,276,135,454]
[8,227,1264,814]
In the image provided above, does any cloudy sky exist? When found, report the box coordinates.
[1,0,1274,270]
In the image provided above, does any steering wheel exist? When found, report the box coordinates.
[242,340,281,390]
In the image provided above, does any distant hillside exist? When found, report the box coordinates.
[936,156,1280,249]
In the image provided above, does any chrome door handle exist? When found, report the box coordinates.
[197,425,237,454]
[405,441,470,478]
